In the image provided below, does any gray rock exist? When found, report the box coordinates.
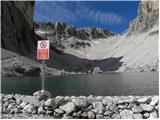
[55,96,65,106]
[54,108,64,115]
[62,114,73,119]
[118,104,127,109]
[93,102,104,111]
[45,98,55,107]
[104,110,113,116]
[38,107,46,115]
[23,104,35,114]
[120,109,134,119]
[148,110,159,119]
[140,104,154,112]
[46,110,53,115]
[143,112,150,118]
[137,97,150,103]
[96,114,104,119]
[102,97,113,106]
[16,99,23,105]
[7,104,13,109]
[112,114,121,119]
[59,102,76,114]
[72,98,88,109]
[134,113,143,119]
[132,105,143,113]
[81,112,88,118]
[118,96,135,104]
[33,90,51,101]
[87,111,95,119]
[20,102,27,108]
[77,111,82,117]
[150,96,159,106]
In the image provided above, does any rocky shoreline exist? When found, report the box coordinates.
[0,93,159,119]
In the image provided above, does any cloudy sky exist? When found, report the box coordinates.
[34,1,140,33]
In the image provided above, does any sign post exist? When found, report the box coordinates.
[37,40,49,91]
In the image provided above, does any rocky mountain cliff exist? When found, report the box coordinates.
[1,1,36,56]
[1,0,159,76]
[35,22,114,40]
[127,0,159,34]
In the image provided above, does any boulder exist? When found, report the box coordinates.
[140,104,154,112]
[133,113,143,119]
[81,112,88,118]
[87,111,95,119]
[45,98,55,108]
[54,108,64,115]
[33,90,51,101]
[137,97,150,103]
[59,102,76,114]
[20,101,27,108]
[96,114,104,119]
[150,96,159,106]
[148,110,158,119]
[38,106,46,115]
[72,98,88,109]
[55,96,65,106]
[132,105,143,113]
[23,104,35,114]
[120,109,134,119]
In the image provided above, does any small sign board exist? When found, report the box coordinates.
[37,40,49,60]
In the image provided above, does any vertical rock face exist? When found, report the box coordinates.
[1,1,36,56]
[127,0,159,34]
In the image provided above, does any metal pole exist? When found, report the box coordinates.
[42,59,45,90]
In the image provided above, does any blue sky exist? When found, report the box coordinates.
[34,1,140,33]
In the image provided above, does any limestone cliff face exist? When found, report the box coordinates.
[1,1,36,56]
[127,0,159,34]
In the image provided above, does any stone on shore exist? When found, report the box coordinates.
[33,90,51,101]
[120,109,134,119]
[59,102,76,114]
[140,104,154,112]
[87,111,95,119]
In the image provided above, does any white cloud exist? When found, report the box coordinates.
[34,1,77,23]
[75,3,124,25]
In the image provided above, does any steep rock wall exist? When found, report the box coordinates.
[1,1,36,56]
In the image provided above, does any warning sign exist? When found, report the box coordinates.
[37,40,49,60]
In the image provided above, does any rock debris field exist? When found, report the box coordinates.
[0,92,159,119]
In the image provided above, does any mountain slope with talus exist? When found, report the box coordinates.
[35,0,159,73]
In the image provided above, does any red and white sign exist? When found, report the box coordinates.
[37,40,49,60]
